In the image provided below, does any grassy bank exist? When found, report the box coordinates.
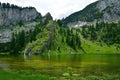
[81,39,120,54]
[0,70,51,80]
[0,70,120,80]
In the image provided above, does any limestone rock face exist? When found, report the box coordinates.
[97,0,120,22]
[0,5,41,26]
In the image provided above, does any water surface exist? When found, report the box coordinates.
[0,54,120,77]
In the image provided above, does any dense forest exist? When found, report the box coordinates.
[81,21,120,47]
[1,20,120,55]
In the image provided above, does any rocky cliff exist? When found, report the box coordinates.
[63,0,120,26]
[0,3,41,26]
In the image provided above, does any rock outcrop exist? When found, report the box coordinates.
[0,3,41,26]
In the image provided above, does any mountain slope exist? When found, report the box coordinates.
[63,0,120,26]
[0,2,54,44]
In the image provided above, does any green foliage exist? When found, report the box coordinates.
[64,28,81,50]
[81,21,120,47]
[0,2,35,10]
[25,20,82,55]
[0,2,20,8]
[25,21,53,54]
[0,70,51,80]
[10,30,26,54]
[0,43,10,52]
[18,20,24,27]
[9,23,42,55]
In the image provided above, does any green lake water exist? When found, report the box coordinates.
[0,54,120,78]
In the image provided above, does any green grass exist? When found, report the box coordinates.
[81,39,120,54]
[0,70,52,80]
[76,29,120,54]
[58,74,120,80]
[0,52,9,55]
[0,70,119,80]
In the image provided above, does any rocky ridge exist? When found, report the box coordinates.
[0,3,41,26]
[64,0,120,27]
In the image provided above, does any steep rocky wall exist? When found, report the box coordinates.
[0,4,41,26]
[97,0,120,22]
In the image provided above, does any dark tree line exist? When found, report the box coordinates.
[59,27,81,50]
[0,2,21,8]
[0,2,34,10]
[66,29,81,50]
[10,24,42,54]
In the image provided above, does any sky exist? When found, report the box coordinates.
[0,0,97,19]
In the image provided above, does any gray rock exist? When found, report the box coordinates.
[0,5,41,26]
[97,0,120,22]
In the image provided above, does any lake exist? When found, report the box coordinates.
[0,54,120,79]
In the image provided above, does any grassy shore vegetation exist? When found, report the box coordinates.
[0,70,119,80]
[0,70,51,80]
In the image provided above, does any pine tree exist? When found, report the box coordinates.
[10,33,16,54]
